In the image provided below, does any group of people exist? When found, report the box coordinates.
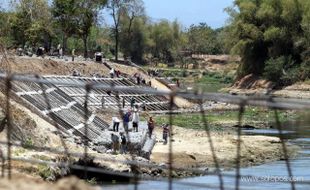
[109,68,121,78]
[111,132,127,154]
[110,108,170,154]
[133,73,146,85]
[111,106,140,133]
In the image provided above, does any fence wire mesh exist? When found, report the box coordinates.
[0,54,310,190]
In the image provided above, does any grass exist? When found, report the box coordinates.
[13,148,26,156]
[32,154,52,161]
[22,137,34,148]
[154,108,301,130]
[38,164,54,180]
[198,72,233,84]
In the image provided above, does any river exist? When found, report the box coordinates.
[103,120,310,190]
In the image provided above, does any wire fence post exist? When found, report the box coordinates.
[83,84,92,179]
[273,108,296,190]
[0,73,308,189]
[5,76,12,179]
[168,93,175,190]
[198,94,224,190]
[235,101,245,190]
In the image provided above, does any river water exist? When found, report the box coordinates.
[103,121,310,190]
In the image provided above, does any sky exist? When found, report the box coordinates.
[143,0,233,29]
[0,0,233,29]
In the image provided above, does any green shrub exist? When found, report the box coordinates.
[263,56,285,82]
[38,164,54,180]
[300,61,310,80]
[22,137,34,148]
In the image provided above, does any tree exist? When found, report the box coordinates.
[107,0,126,61]
[0,9,14,47]
[187,23,223,54]
[119,0,145,61]
[225,0,305,81]
[52,0,78,53]
[149,20,182,63]
[75,0,107,58]
[11,0,53,47]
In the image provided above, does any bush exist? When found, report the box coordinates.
[263,57,285,82]
[281,66,300,86]
[38,165,54,180]
[300,61,310,80]
[22,137,34,148]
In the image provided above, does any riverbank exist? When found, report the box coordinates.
[0,175,99,190]
[225,74,310,99]
[151,126,299,172]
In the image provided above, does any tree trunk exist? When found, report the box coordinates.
[83,35,88,58]
[115,29,119,61]
[62,33,68,54]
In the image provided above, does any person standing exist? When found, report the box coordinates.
[57,44,61,57]
[122,98,125,108]
[120,132,127,154]
[130,97,135,108]
[59,48,63,59]
[162,124,170,145]
[142,101,146,111]
[123,110,131,132]
[147,116,155,138]
[112,117,120,132]
[111,133,119,153]
[72,49,75,61]
[109,68,115,78]
[132,108,139,132]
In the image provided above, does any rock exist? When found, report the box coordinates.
[189,154,196,160]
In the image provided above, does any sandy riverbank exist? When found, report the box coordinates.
[151,126,298,170]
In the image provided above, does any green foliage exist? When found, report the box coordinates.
[38,164,53,180]
[52,0,107,56]
[87,177,97,185]
[155,109,298,130]
[225,0,309,83]
[11,0,53,46]
[199,72,233,84]
[0,10,14,47]
[264,56,308,85]
[263,56,286,82]
[22,137,34,148]
[187,23,224,54]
